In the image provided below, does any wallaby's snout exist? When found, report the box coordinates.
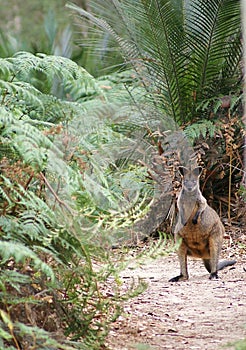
[183,179,198,192]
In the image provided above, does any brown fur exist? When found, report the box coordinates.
[169,166,235,282]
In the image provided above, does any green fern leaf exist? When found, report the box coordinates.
[0,241,54,281]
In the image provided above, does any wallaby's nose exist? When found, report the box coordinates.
[184,180,197,192]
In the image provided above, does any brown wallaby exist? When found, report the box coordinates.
[169,165,236,282]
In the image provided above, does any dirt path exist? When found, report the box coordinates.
[106,240,246,350]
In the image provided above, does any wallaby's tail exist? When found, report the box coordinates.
[218,260,236,271]
[203,259,236,272]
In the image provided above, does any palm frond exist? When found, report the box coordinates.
[68,0,241,124]
[186,0,241,97]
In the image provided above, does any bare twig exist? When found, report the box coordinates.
[39,172,75,214]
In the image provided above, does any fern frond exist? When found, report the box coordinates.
[7,51,102,98]
[0,241,54,281]
[184,120,217,141]
[0,58,14,78]
[0,80,44,112]
[0,270,31,294]
[0,107,54,170]
[0,53,106,124]
[0,321,76,350]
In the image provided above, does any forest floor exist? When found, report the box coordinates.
[106,227,246,350]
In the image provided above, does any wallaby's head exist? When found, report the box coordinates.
[179,166,202,193]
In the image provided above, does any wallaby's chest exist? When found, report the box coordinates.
[178,192,199,223]
[178,221,210,241]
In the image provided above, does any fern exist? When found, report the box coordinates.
[0,317,78,350]
[0,52,105,125]
[0,107,53,170]
[0,50,173,349]
[0,271,31,297]
[7,52,101,95]
[0,241,54,281]
[184,120,217,142]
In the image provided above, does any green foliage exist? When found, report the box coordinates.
[67,0,245,224]
[0,51,165,348]
[68,0,242,124]
[0,1,123,76]
[0,241,54,281]
[0,1,243,347]
[0,313,78,350]
[0,51,102,123]
[184,120,217,142]
[0,1,76,57]
[228,339,246,350]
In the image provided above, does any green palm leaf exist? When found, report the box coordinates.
[68,0,241,123]
[186,0,241,98]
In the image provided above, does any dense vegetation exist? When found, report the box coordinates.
[0,0,245,349]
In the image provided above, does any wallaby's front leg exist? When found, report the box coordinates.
[179,203,188,227]
[169,241,188,282]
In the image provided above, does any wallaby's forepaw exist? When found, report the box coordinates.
[209,272,219,280]
[192,212,200,224]
[169,274,188,282]
[192,217,198,224]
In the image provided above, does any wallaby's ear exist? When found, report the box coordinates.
[179,166,188,177]
[193,166,203,177]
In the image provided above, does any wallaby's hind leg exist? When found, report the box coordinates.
[208,236,221,279]
[203,259,211,273]
[203,254,236,277]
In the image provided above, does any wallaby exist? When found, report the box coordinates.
[169,166,236,282]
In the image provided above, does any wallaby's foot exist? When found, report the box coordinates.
[169,274,188,282]
[209,272,219,280]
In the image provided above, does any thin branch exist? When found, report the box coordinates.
[39,172,75,214]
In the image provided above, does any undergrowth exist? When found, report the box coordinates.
[0,52,166,349]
